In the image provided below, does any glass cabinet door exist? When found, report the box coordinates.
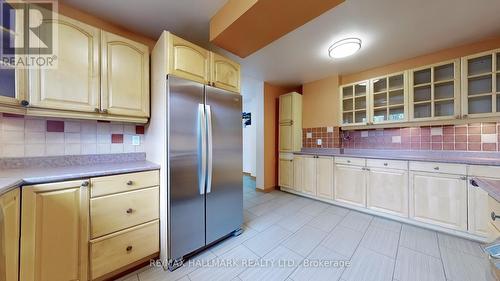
[370,72,407,124]
[462,50,499,118]
[341,81,368,126]
[0,14,25,106]
[410,60,459,121]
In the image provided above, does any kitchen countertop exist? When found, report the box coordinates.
[294,148,500,166]
[0,153,160,196]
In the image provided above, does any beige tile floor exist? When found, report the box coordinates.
[118,176,495,281]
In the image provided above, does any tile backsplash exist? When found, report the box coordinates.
[303,122,500,152]
[0,113,145,158]
[303,127,342,148]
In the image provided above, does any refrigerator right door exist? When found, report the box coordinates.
[168,76,206,260]
[205,86,243,245]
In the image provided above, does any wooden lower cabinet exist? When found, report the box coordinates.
[334,164,366,207]
[367,167,409,217]
[20,180,89,281]
[0,189,20,281]
[293,156,304,192]
[468,184,491,237]
[90,221,159,280]
[278,158,294,189]
[410,171,467,231]
[316,157,334,199]
[302,156,317,196]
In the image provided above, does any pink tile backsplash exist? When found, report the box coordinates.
[0,113,145,158]
[340,123,500,152]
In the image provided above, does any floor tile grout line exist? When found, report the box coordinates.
[436,236,449,281]
[391,223,404,281]
[339,214,373,280]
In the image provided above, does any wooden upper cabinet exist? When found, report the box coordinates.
[370,72,408,124]
[409,60,460,121]
[210,52,240,93]
[168,34,210,84]
[340,81,369,126]
[29,14,100,113]
[461,50,500,118]
[20,180,89,281]
[101,31,150,118]
[0,189,20,281]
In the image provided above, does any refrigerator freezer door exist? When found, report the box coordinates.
[168,76,206,259]
[205,86,243,245]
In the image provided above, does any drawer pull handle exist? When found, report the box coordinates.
[383,163,388,166]
[492,212,500,221]
[433,167,440,170]
[126,180,134,186]
[126,208,134,214]
[347,160,351,163]
[81,181,90,187]
[470,179,479,187]
[126,245,133,252]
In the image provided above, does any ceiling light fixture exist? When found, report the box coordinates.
[328,38,361,59]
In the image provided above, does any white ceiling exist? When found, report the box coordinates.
[62,0,500,86]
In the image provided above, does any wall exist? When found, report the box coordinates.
[302,75,339,128]
[58,3,156,50]
[241,76,264,178]
[340,36,500,85]
[263,83,301,190]
[0,113,145,158]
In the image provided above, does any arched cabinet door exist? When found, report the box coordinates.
[168,34,210,84]
[101,31,150,117]
[211,52,240,93]
[29,14,100,112]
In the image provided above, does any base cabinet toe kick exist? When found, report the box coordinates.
[280,154,500,242]
[1,170,160,281]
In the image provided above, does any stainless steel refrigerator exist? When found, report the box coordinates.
[166,75,243,269]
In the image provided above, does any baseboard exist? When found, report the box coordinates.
[243,172,256,180]
[257,185,278,193]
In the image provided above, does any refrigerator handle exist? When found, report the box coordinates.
[198,104,207,195]
[205,104,213,194]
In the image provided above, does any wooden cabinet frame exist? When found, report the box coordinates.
[370,71,409,125]
[340,80,370,126]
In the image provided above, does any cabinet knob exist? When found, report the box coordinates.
[94,108,100,113]
[383,163,388,166]
[460,176,467,181]
[20,100,29,107]
[126,180,134,186]
[470,179,479,187]
[126,245,133,252]
[454,115,460,119]
[463,114,468,118]
[433,166,440,170]
[101,109,108,114]
[126,208,134,214]
[347,160,351,163]
[81,181,90,187]
[492,212,500,221]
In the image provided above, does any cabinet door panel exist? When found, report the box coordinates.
[20,180,88,281]
[29,15,100,112]
[468,185,490,237]
[0,189,20,281]
[410,172,467,230]
[211,53,240,93]
[279,124,293,151]
[334,164,366,207]
[293,157,304,191]
[367,168,408,217]
[279,159,294,189]
[317,157,333,199]
[279,94,293,123]
[302,157,317,195]
[168,34,210,84]
[101,31,150,117]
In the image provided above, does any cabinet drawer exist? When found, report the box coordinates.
[90,220,159,279]
[91,170,159,197]
[90,187,159,238]
[489,196,500,232]
[367,159,408,170]
[335,157,365,166]
[409,161,466,175]
[468,165,500,179]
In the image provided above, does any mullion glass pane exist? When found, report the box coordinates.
[0,67,16,98]
[373,109,387,123]
[414,69,431,85]
[468,55,492,76]
[435,100,454,117]
[389,107,405,121]
[434,63,454,82]
[414,103,431,118]
[342,86,353,99]
[468,95,492,114]
[434,82,454,100]
[389,90,404,105]
[373,79,387,93]
[389,74,404,90]
[414,85,431,102]
[468,75,492,96]
[343,99,353,111]
[355,111,366,123]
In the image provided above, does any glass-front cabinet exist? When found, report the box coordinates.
[461,49,500,118]
[409,60,460,121]
[341,81,369,126]
[371,72,407,124]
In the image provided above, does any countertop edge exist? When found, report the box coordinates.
[0,161,160,197]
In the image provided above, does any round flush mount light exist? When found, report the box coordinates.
[328,38,362,59]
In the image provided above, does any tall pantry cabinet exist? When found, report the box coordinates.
[278,92,302,189]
